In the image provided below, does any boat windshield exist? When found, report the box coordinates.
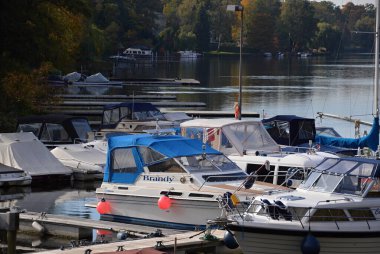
[132,110,166,121]
[71,118,92,141]
[178,154,240,173]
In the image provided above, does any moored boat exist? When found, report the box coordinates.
[95,134,288,230]
[218,156,380,254]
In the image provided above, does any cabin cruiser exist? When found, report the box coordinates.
[180,118,338,188]
[218,157,380,254]
[94,102,191,139]
[95,134,288,230]
[16,114,93,149]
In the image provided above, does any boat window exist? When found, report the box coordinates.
[40,123,71,142]
[112,148,137,173]
[120,107,132,120]
[328,160,358,174]
[265,121,290,139]
[334,175,361,194]
[315,158,339,171]
[103,110,112,124]
[310,174,341,192]
[182,127,204,142]
[138,146,167,165]
[299,172,322,189]
[147,158,186,173]
[17,123,42,137]
[350,163,374,177]
[111,109,120,123]
[297,120,315,140]
[310,209,349,222]
[181,154,239,173]
[348,208,376,221]
[71,118,92,141]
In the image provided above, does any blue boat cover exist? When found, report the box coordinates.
[315,117,379,151]
[104,134,222,183]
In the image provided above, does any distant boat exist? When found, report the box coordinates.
[0,163,32,187]
[178,50,202,58]
[122,46,153,58]
[63,72,123,86]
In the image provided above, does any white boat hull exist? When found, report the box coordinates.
[99,193,221,230]
[230,224,380,254]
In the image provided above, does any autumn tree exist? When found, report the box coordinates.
[278,0,317,51]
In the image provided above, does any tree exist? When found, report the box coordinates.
[244,0,281,52]
[278,0,317,51]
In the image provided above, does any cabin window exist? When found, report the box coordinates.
[349,209,376,221]
[111,109,120,123]
[310,209,349,222]
[17,123,42,137]
[112,148,137,173]
[120,107,132,120]
[350,163,374,177]
[310,174,341,192]
[334,175,360,194]
[138,146,166,165]
[71,118,92,141]
[297,121,314,140]
[40,123,71,142]
[147,158,185,173]
[315,158,339,171]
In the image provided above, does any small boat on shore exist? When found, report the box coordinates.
[96,134,287,230]
[218,156,380,254]
[178,50,202,58]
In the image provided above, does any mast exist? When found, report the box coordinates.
[375,0,379,118]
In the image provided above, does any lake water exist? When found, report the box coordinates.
[118,53,375,137]
[2,53,377,250]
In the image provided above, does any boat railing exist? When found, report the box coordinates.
[218,198,380,231]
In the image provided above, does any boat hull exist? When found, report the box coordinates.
[229,224,380,254]
[98,193,221,230]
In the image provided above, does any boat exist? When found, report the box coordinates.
[0,133,72,183]
[123,46,153,58]
[218,156,380,254]
[178,50,202,58]
[0,163,32,187]
[95,102,191,139]
[262,115,361,155]
[63,72,123,86]
[50,140,107,181]
[16,114,93,149]
[95,134,287,230]
[180,118,337,188]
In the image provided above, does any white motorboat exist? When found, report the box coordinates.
[180,118,337,188]
[219,156,380,254]
[50,140,107,181]
[0,132,72,183]
[95,134,288,230]
[95,102,191,139]
[178,50,202,58]
[63,72,123,86]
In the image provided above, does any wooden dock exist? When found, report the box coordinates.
[18,212,235,254]
[34,230,229,254]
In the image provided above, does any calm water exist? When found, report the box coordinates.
[115,53,375,137]
[2,53,377,249]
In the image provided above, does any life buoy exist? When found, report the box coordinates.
[234,103,240,119]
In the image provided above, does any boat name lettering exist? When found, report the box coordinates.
[143,175,174,183]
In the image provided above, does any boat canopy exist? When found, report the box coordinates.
[262,115,316,146]
[104,134,221,183]
[0,132,71,177]
[315,117,379,151]
[101,102,166,129]
[180,118,280,155]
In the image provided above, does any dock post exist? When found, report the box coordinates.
[0,211,19,254]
